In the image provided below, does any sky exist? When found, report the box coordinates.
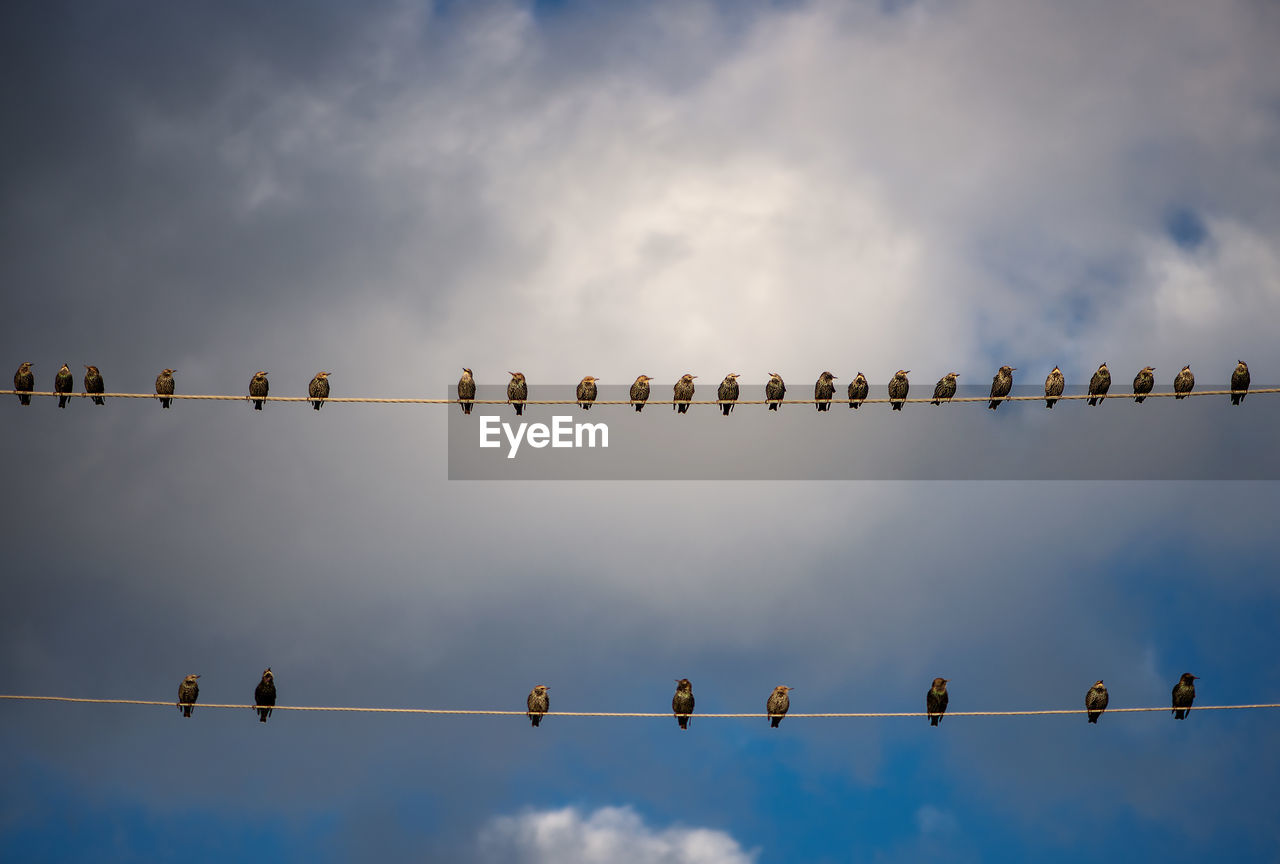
[2,0,1280,861]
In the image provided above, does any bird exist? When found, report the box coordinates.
[1132,366,1155,403]
[308,371,331,410]
[988,366,1015,409]
[848,373,868,408]
[576,376,598,410]
[1086,680,1109,724]
[765,373,786,410]
[1230,361,1250,405]
[177,674,200,718]
[672,678,695,729]
[1172,673,1198,720]
[673,374,696,413]
[630,375,652,412]
[254,668,276,723]
[1045,366,1065,408]
[527,684,550,728]
[13,362,33,406]
[927,677,949,726]
[932,372,958,405]
[1087,363,1111,406]
[84,365,105,405]
[155,369,176,409]
[717,373,740,415]
[1173,365,1194,399]
[458,368,476,414]
[54,363,73,408]
[767,685,792,728]
[889,370,910,410]
[507,372,528,415]
[814,371,837,411]
[249,371,269,410]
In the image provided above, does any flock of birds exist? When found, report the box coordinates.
[173,672,1203,727]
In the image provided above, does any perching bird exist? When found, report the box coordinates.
[1086,680,1109,724]
[932,372,958,405]
[1230,361,1250,405]
[988,366,1015,409]
[527,684,550,728]
[673,374,696,414]
[84,365,105,405]
[630,375,652,412]
[1132,366,1155,403]
[889,370,910,410]
[54,364,73,409]
[767,685,792,728]
[177,674,200,718]
[848,373,868,409]
[13,362,33,406]
[1172,673,1198,720]
[249,371,269,410]
[576,376,599,410]
[1045,366,1065,408]
[458,368,476,414]
[155,369,176,409]
[1173,365,1194,399]
[308,371,331,410]
[1087,363,1111,406]
[507,372,528,415]
[765,373,786,410]
[672,678,695,729]
[717,373,740,415]
[814,371,837,411]
[254,668,276,723]
[927,677,949,726]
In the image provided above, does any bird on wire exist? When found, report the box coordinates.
[717,373,740,415]
[889,370,910,410]
[988,366,1014,409]
[1173,365,1194,399]
[458,368,476,415]
[814,371,837,411]
[630,375,652,412]
[673,374,696,414]
[177,674,200,718]
[155,369,176,409]
[672,678,695,729]
[1087,363,1111,406]
[527,685,550,728]
[1086,680,1109,724]
[308,372,331,410]
[927,677,949,726]
[1045,366,1065,408]
[1132,366,1155,403]
[932,372,958,405]
[848,373,868,408]
[576,376,598,410]
[1172,673,1197,720]
[507,372,528,416]
[765,372,786,410]
[1231,360,1250,405]
[249,371,269,410]
[254,668,276,723]
[84,365,105,405]
[767,685,793,728]
[13,362,33,406]
[55,363,73,408]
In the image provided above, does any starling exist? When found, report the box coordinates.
[458,368,476,414]
[1230,360,1250,405]
[672,678,695,729]
[249,371,269,410]
[308,371,331,410]
[848,373,868,409]
[177,674,200,718]
[507,372,527,415]
[766,685,793,728]
[576,376,599,410]
[84,365,105,405]
[1045,366,1065,408]
[1087,363,1110,406]
[889,370,910,410]
[717,373,740,415]
[1173,365,1194,400]
[155,369,176,409]
[765,373,786,410]
[254,668,276,723]
[814,371,837,411]
[673,374,696,414]
[54,363,73,408]
[932,372,958,405]
[988,366,1015,409]
[927,677,949,726]
[1132,366,1155,403]
[13,362,34,406]
[527,684,550,728]
[630,375,652,412]
[1172,673,1198,720]
[1086,680,1109,724]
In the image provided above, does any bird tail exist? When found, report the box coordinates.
[58,395,68,409]
[514,404,524,416]
[1046,400,1055,408]
[770,717,781,728]
[161,398,171,409]
[677,404,688,414]
[930,715,940,726]
[18,395,30,406]
[253,400,263,410]
[634,404,643,412]
[892,402,903,411]
[1135,396,1146,404]
[530,715,542,728]
[1088,397,1097,406]
[258,708,269,723]
[1088,714,1098,724]
[678,716,689,729]
[768,403,778,411]
[1174,709,1186,720]
[462,403,472,415]
[850,402,859,409]
[1231,394,1242,405]
[93,396,105,406]
[932,400,940,406]
[988,400,999,409]
[1175,394,1185,400]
